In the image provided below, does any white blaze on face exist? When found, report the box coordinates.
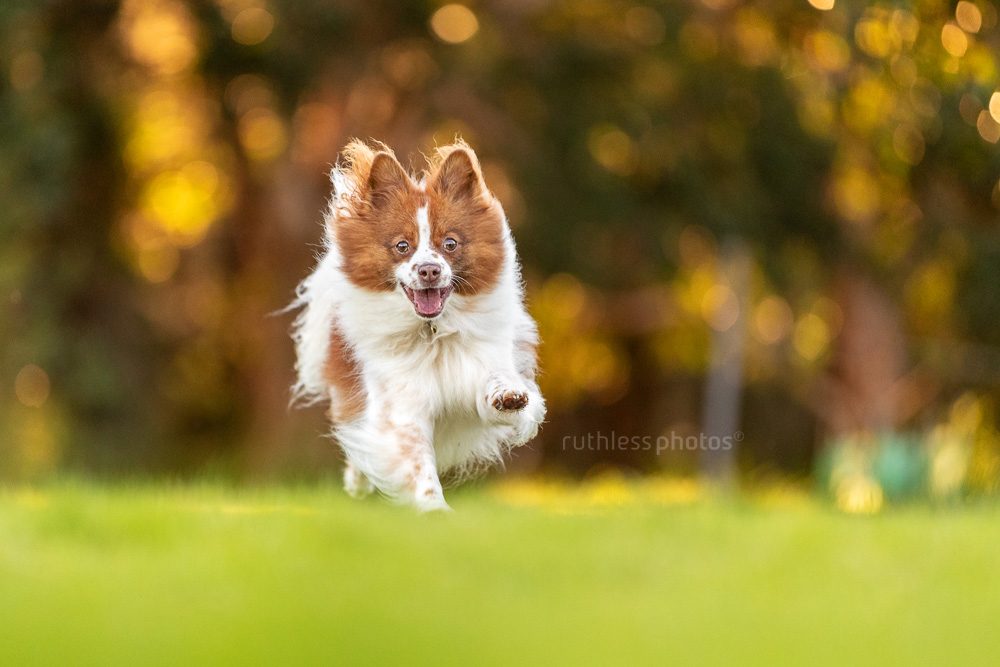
[397,204,451,288]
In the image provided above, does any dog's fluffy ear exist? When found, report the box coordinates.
[430,141,488,200]
[331,140,411,214]
[332,140,375,201]
[367,152,410,195]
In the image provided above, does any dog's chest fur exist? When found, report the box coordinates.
[338,287,520,416]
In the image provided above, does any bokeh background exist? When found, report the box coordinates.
[2,0,1000,510]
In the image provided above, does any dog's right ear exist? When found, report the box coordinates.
[332,141,410,213]
[366,152,411,206]
[431,144,486,201]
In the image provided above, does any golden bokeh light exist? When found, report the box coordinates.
[929,424,972,498]
[977,110,1000,143]
[905,259,955,328]
[990,92,1000,123]
[892,9,920,45]
[238,107,288,161]
[137,240,181,283]
[569,339,628,397]
[956,1,982,33]
[793,313,830,361]
[534,273,631,406]
[232,8,274,46]
[733,9,777,67]
[491,477,703,513]
[752,296,793,344]
[124,211,161,249]
[931,441,970,497]
[15,365,51,408]
[797,94,835,138]
[849,8,918,58]
[624,6,666,46]
[539,273,587,326]
[805,31,850,72]
[587,124,637,175]
[143,168,219,245]
[951,391,983,434]
[835,475,884,514]
[854,16,892,59]
[125,89,206,169]
[677,265,716,315]
[921,393,987,497]
[843,76,890,132]
[122,0,198,75]
[180,160,220,196]
[833,167,880,224]
[116,0,234,288]
[941,23,968,58]
[380,44,438,90]
[430,5,479,44]
[701,284,740,332]
[808,0,835,10]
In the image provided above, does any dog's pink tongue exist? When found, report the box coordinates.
[414,288,444,316]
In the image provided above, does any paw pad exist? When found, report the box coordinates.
[492,391,528,412]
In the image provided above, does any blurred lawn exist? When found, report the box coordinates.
[1,481,997,666]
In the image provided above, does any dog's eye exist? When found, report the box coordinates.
[443,237,458,252]
[395,240,410,254]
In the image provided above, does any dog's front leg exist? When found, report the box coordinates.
[478,372,545,444]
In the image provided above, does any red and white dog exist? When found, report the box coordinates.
[292,140,545,511]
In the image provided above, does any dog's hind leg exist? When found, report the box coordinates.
[343,460,375,498]
[380,422,450,512]
[338,416,451,512]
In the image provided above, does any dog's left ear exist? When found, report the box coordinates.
[431,145,486,200]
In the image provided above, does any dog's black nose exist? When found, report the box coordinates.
[417,263,442,285]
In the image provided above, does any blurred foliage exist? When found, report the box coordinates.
[1,0,1000,490]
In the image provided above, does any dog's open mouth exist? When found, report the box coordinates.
[402,285,453,318]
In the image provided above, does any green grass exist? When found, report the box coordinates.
[1,480,998,666]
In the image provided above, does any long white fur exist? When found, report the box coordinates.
[291,156,545,511]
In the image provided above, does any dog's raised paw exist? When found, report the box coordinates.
[492,390,529,412]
